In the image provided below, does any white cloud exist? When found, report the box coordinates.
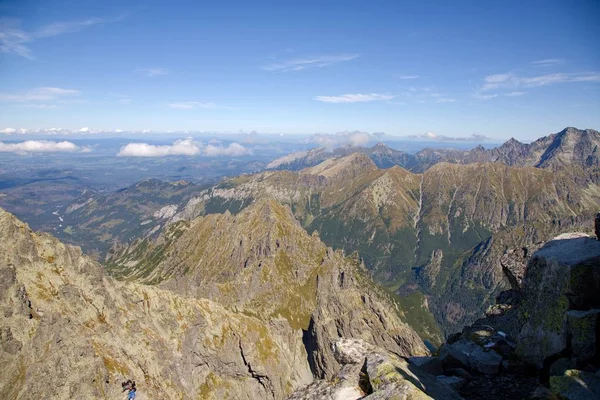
[304,131,377,148]
[0,140,87,153]
[117,139,251,157]
[118,98,132,104]
[315,93,394,103]
[397,75,420,79]
[408,132,490,142]
[262,54,359,72]
[0,128,16,134]
[21,104,57,108]
[0,87,80,103]
[35,18,105,38]
[481,72,600,91]
[1,16,120,59]
[473,93,499,100]
[505,91,526,97]
[117,138,201,157]
[168,101,216,109]
[532,59,565,67]
[78,127,90,133]
[436,98,456,103]
[135,67,168,78]
[204,142,252,156]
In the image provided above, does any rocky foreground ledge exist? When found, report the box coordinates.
[287,229,600,400]
[288,338,462,400]
[432,231,600,399]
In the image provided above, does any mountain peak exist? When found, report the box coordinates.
[504,137,523,145]
[303,152,376,178]
[373,142,390,149]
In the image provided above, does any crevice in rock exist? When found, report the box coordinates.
[238,339,275,399]
[540,346,572,385]
[301,318,320,378]
[358,358,373,395]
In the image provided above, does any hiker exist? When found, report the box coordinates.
[122,379,137,399]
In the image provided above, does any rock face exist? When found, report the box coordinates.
[0,207,313,399]
[421,228,600,399]
[500,243,543,291]
[516,233,600,368]
[550,369,600,400]
[109,199,428,376]
[0,204,431,399]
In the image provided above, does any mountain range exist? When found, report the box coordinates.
[267,127,600,172]
[4,126,599,338]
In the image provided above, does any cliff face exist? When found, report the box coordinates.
[515,233,600,368]
[398,230,600,399]
[109,199,429,370]
[0,207,314,399]
[0,202,428,399]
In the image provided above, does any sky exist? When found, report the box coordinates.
[0,0,599,141]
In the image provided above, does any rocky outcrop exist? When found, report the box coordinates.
[302,256,426,379]
[500,243,543,291]
[516,233,600,368]
[0,203,433,399]
[288,338,463,400]
[0,207,315,399]
[428,228,600,399]
[399,227,600,400]
[109,199,429,380]
[550,369,600,399]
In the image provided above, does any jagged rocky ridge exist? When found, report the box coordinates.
[267,127,600,172]
[0,203,436,399]
[108,199,428,373]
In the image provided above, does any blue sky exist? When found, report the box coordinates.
[0,0,599,140]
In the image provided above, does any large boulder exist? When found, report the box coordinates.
[439,340,502,375]
[516,233,600,368]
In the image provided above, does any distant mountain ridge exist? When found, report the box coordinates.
[266,127,600,172]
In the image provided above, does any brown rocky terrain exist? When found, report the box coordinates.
[0,202,432,399]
